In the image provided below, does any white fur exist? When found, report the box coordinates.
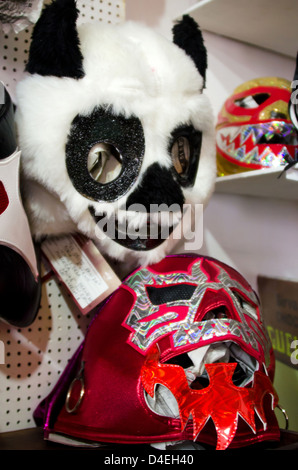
[16,20,216,267]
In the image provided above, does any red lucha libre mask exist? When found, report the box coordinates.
[216,77,298,176]
[35,254,280,450]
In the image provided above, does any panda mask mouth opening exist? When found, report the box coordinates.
[88,206,180,252]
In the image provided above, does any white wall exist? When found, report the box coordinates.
[204,31,296,117]
[125,0,198,38]
[199,34,297,290]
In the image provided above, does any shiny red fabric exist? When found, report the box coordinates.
[40,254,280,449]
[0,181,9,215]
[141,344,278,450]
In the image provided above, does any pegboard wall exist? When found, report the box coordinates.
[0,0,125,435]
[1,0,126,101]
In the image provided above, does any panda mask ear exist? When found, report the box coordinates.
[172,15,207,88]
[25,0,84,79]
[26,5,206,85]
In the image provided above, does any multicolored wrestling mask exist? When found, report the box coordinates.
[16,0,215,266]
[35,254,281,450]
[216,77,298,176]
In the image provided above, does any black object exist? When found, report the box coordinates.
[0,87,41,327]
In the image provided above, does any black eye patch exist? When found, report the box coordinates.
[65,106,145,202]
[169,125,202,187]
[146,284,197,305]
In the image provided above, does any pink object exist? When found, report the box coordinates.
[36,254,280,449]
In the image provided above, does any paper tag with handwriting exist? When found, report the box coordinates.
[42,234,121,314]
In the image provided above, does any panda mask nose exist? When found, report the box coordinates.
[126,163,185,212]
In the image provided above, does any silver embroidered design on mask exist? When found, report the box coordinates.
[123,259,269,355]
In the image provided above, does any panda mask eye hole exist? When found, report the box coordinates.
[169,125,202,187]
[171,136,190,175]
[87,143,122,184]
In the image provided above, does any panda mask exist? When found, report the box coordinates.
[15,0,216,266]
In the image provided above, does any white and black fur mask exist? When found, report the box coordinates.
[16,0,216,267]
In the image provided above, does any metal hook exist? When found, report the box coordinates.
[277,404,289,431]
[65,362,85,414]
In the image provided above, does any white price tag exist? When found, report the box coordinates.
[42,234,121,314]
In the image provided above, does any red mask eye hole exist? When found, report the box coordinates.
[146,284,196,305]
[234,93,270,109]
